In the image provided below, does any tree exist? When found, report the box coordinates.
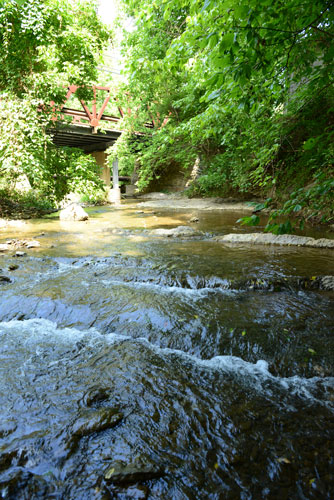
[0,0,111,202]
[113,0,334,231]
[0,0,110,98]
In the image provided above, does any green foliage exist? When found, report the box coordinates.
[79,188,107,205]
[0,184,56,219]
[44,147,105,202]
[237,215,260,227]
[0,94,105,201]
[267,173,334,232]
[107,131,137,178]
[0,0,111,206]
[115,0,334,230]
[0,0,110,98]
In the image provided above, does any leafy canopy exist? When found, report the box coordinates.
[112,0,334,230]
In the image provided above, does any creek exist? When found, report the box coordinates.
[0,202,333,499]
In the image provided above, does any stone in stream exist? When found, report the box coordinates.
[216,233,334,248]
[1,239,41,251]
[71,408,123,437]
[25,240,41,249]
[104,460,165,484]
[320,276,334,290]
[59,203,89,221]
[150,225,201,238]
[0,276,11,283]
[237,276,334,291]
[8,264,19,271]
[13,251,26,257]
[57,408,123,458]
[0,244,10,252]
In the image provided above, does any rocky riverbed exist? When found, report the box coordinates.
[0,201,333,499]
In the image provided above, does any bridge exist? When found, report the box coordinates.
[49,85,160,201]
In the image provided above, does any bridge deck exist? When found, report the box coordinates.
[51,123,122,151]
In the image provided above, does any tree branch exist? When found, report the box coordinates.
[233,0,334,38]
[310,24,334,38]
[284,35,298,72]
[233,25,300,35]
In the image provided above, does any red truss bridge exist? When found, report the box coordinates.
[50,85,166,152]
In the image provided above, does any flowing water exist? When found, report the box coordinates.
[0,202,333,499]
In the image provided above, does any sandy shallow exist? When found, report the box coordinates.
[136,193,254,211]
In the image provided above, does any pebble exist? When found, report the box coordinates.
[26,240,41,249]
[8,265,19,271]
[0,276,11,283]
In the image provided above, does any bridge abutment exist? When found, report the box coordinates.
[90,151,121,203]
[91,151,110,186]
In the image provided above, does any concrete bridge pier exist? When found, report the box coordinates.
[91,151,121,204]
[108,158,121,204]
[91,151,110,186]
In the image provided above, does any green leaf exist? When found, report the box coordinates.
[237,215,260,226]
[206,89,221,101]
[303,138,317,151]
[220,32,234,51]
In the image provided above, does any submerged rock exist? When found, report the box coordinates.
[13,251,26,257]
[58,408,123,458]
[72,408,123,437]
[234,276,334,292]
[320,276,334,290]
[216,233,334,248]
[59,203,89,222]
[150,225,201,238]
[189,216,199,223]
[8,264,19,271]
[0,276,11,283]
[104,460,164,484]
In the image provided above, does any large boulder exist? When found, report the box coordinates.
[59,203,89,222]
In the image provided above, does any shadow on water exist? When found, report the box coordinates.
[0,202,333,499]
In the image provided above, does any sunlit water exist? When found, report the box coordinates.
[0,202,333,499]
